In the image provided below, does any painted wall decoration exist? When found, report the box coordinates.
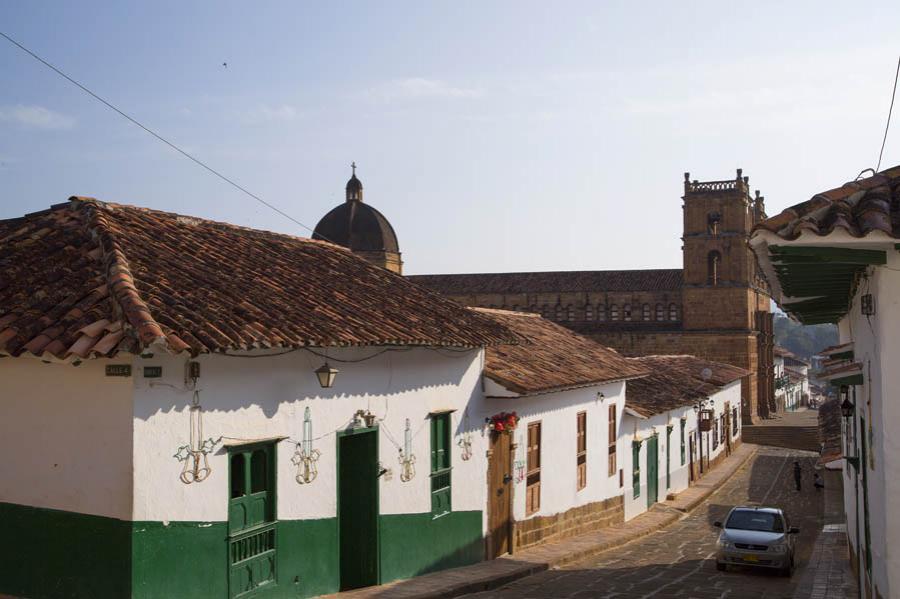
[173,390,221,484]
[292,406,321,484]
[399,418,416,482]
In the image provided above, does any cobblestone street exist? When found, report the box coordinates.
[465,447,825,599]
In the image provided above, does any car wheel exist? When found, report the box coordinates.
[716,562,726,572]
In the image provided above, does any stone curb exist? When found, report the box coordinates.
[329,444,759,599]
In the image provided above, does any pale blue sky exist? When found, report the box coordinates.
[1,2,898,274]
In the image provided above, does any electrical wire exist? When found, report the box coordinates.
[876,55,900,173]
[0,29,329,241]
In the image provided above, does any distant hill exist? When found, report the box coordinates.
[773,314,838,360]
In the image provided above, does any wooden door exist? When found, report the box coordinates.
[646,435,658,507]
[487,431,512,559]
[688,436,695,483]
[338,428,379,590]
[724,402,732,456]
[228,443,277,599]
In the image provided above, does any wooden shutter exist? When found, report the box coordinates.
[526,422,541,515]
[430,413,452,516]
[576,412,587,490]
[608,404,617,476]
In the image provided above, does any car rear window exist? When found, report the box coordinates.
[725,511,784,532]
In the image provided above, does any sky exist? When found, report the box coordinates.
[1,2,899,275]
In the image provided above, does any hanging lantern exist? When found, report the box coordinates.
[315,362,339,388]
[840,387,855,419]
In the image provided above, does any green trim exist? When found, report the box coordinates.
[0,502,132,599]
[379,510,482,582]
[828,374,864,387]
[769,245,887,265]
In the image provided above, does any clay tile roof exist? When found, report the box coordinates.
[818,399,842,467]
[753,165,900,241]
[624,355,750,417]
[473,308,648,395]
[0,198,515,360]
[408,269,683,295]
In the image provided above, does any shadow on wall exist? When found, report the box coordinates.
[133,347,481,423]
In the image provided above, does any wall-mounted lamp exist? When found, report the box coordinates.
[597,392,606,401]
[315,362,339,388]
[840,388,855,420]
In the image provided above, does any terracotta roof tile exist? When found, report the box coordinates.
[818,399,842,467]
[625,355,750,417]
[753,165,900,240]
[409,269,683,295]
[0,198,514,359]
[474,309,648,395]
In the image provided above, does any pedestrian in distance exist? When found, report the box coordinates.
[814,472,825,491]
[793,461,802,492]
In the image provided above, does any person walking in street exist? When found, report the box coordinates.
[793,461,802,492]
[814,472,825,491]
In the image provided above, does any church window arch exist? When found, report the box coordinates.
[609,304,619,321]
[707,212,721,236]
[623,304,632,321]
[642,304,651,321]
[567,305,576,321]
[708,250,722,286]
[655,303,665,321]
[585,304,594,321]
[669,303,678,321]
[597,305,607,321]
[542,305,552,319]
[555,304,565,321]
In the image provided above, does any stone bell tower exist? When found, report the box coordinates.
[681,169,773,423]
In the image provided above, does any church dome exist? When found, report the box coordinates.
[312,166,400,253]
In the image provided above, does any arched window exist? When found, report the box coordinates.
[597,305,607,321]
[623,304,632,321]
[585,304,594,321]
[707,212,721,236]
[669,303,678,321]
[642,304,651,321]
[708,250,722,286]
[555,304,565,321]
[655,303,665,321]
[610,304,619,321]
[567,305,576,321]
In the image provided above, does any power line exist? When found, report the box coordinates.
[876,55,900,173]
[0,30,325,239]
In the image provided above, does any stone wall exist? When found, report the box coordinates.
[513,495,624,551]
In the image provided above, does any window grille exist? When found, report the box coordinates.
[623,304,632,321]
[608,404,617,476]
[610,305,619,320]
[642,304,651,321]
[669,304,678,321]
[526,422,542,515]
[656,304,665,321]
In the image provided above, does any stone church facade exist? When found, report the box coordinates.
[410,170,775,424]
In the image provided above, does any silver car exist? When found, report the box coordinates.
[714,506,799,576]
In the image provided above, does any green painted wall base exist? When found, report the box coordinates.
[0,502,483,599]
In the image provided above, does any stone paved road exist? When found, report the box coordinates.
[465,447,825,599]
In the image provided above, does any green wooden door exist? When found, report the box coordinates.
[646,435,658,507]
[665,426,672,490]
[338,428,379,590]
[228,443,277,599]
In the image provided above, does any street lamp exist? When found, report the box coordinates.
[315,362,339,388]
[840,386,855,419]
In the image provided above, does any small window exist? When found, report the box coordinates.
[708,251,722,286]
[597,305,607,321]
[610,304,619,321]
[669,304,678,321]
[708,212,721,236]
[430,413,452,517]
[642,304,651,321]
[585,304,594,321]
[623,304,632,321]
[608,404,617,477]
[526,422,542,515]
[555,304,564,321]
[632,442,641,498]
[655,303,665,321]
[251,450,268,493]
[230,453,246,499]
[732,407,739,436]
[567,305,576,321]
[712,417,719,450]
[576,412,587,490]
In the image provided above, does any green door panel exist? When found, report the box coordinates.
[339,428,379,591]
[647,436,659,507]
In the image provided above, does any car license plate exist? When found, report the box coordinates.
[743,555,759,563]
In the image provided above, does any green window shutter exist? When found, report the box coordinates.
[680,419,686,466]
[632,442,641,499]
[430,413,452,517]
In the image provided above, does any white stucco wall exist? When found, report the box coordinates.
[838,251,900,598]
[480,380,627,522]
[623,381,741,521]
[0,357,134,519]
[130,347,487,526]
